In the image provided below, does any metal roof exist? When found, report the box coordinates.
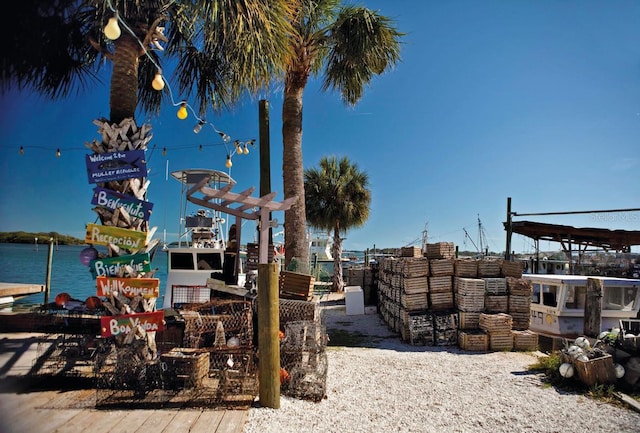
[507,220,640,252]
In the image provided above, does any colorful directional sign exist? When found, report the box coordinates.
[89,253,152,278]
[86,149,146,184]
[92,187,153,221]
[96,276,160,299]
[100,311,165,337]
[85,223,147,250]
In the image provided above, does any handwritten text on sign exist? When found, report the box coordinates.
[89,252,151,278]
[92,187,153,221]
[86,150,147,184]
[96,276,160,299]
[100,311,164,337]
[85,223,147,250]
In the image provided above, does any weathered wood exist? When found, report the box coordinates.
[257,263,280,408]
[279,271,315,301]
[584,277,603,338]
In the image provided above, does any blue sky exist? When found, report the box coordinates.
[1,0,639,254]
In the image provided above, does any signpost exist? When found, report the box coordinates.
[100,310,164,337]
[92,186,153,221]
[89,252,152,278]
[85,223,147,251]
[86,149,147,184]
[96,276,160,299]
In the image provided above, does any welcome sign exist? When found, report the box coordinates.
[100,311,164,337]
[92,187,153,221]
[86,149,146,183]
[96,276,160,299]
[89,252,152,278]
[85,223,147,250]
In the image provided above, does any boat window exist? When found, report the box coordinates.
[603,285,638,311]
[564,285,586,310]
[542,284,558,307]
[196,252,222,271]
[170,252,195,270]
[532,283,540,304]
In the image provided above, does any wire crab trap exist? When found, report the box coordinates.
[280,320,328,402]
[33,333,109,378]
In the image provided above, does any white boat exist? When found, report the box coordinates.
[162,169,245,309]
[523,274,640,339]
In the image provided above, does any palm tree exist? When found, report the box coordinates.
[281,0,403,270]
[4,0,292,122]
[305,155,371,291]
[3,0,292,254]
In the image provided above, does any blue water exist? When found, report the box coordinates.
[0,243,167,310]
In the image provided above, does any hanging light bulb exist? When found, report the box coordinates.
[177,103,188,120]
[218,131,231,142]
[104,16,121,40]
[199,144,203,152]
[162,147,167,156]
[243,144,250,154]
[225,155,232,168]
[56,148,61,158]
[19,146,24,155]
[193,120,205,133]
[152,72,164,91]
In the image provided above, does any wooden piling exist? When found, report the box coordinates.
[584,277,603,338]
[257,262,280,408]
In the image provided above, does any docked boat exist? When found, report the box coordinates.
[161,169,245,309]
[523,274,640,339]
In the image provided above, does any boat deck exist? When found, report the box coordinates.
[0,333,248,433]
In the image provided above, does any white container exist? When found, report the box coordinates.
[345,286,365,315]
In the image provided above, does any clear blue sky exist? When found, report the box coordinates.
[1,0,639,254]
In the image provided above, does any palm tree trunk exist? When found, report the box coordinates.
[282,84,309,272]
[332,226,344,292]
[110,33,140,124]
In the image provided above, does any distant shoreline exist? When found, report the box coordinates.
[0,232,84,245]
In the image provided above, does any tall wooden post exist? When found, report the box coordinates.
[505,197,512,260]
[257,262,280,408]
[259,100,273,248]
[584,278,603,337]
[44,237,54,305]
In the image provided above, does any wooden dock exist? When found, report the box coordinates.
[0,282,45,304]
[0,333,249,433]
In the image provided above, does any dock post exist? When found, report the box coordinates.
[44,237,54,305]
[257,262,280,408]
[584,278,603,338]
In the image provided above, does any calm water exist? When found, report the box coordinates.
[0,243,168,310]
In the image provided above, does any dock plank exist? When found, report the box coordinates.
[189,410,225,433]
[0,333,249,433]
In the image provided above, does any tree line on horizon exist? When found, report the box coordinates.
[0,231,84,245]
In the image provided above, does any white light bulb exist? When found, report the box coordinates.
[104,17,121,40]
[152,73,164,90]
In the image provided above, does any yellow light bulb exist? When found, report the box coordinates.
[177,103,188,120]
[243,145,250,154]
[104,16,121,40]
[225,156,232,168]
[56,148,61,158]
[152,73,164,91]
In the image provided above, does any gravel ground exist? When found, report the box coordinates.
[243,305,640,433]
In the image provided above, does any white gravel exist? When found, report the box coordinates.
[243,305,640,433]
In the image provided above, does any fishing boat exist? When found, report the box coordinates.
[161,169,245,309]
[523,274,640,340]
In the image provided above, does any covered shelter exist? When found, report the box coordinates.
[503,198,640,273]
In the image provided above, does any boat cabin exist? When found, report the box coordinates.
[162,169,242,309]
[523,274,640,338]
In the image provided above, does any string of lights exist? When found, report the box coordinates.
[16,0,255,170]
